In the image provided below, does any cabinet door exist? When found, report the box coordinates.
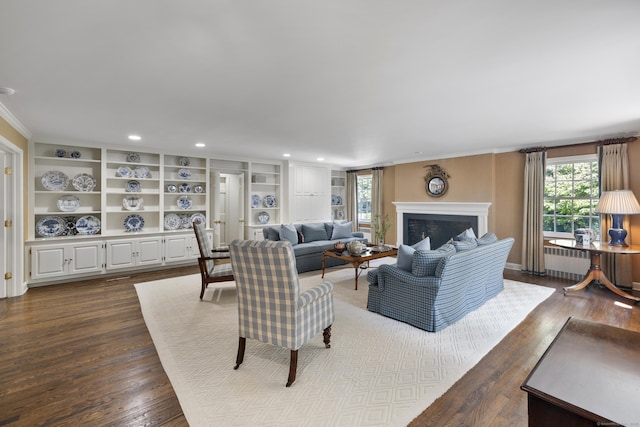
[137,237,163,266]
[68,242,103,275]
[106,241,135,270]
[164,235,190,263]
[30,245,66,280]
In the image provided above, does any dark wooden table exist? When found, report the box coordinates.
[521,317,640,426]
[321,247,398,290]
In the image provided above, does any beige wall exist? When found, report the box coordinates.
[0,116,28,241]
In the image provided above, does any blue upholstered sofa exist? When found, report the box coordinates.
[366,235,514,332]
[262,221,367,273]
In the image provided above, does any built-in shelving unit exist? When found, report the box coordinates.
[331,170,346,221]
[247,161,281,239]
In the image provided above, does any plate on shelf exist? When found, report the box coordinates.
[179,183,191,193]
[117,166,132,178]
[72,173,96,192]
[263,194,277,208]
[57,195,80,212]
[257,211,270,224]
[124,214,145,232]
[178,168,191,179]
[164,213,181,230]
[179,213,191,228]
[123,195,144,211]
[127,152,141,163]
[134,166,151,178]
[75,215,101,235]
[62,216,78,236]
[36,216,66,237]
[167,184,178,193]
[178,157,190,166]
[251,194,261,208]
[336,208,345,220]
[41,170,70,191]
[70,150,81,159]
[331,195,338,205]
[126,180,141,192]
[336,195,343,205]
[177,195,193,210]
[55,148,66,158]
[193,185,204,193]
[190,213,206,226]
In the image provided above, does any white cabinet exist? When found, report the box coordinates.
[164,233,206,263]
[105,237,163,270]
[247,161,281,237]
[290,164,331,223]
[30,241,104,280]
[331,170,347,221]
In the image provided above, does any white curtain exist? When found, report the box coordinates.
[346,171,358,231]
[521,151,546,275]
[371,168,384,245]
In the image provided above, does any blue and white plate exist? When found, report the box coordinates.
[57,195,80,212]
[179,183,191,193]
[263,194,277,208]
[331,195,338,205]
[190,213,206,226]
[179,157,190,166]
[117,166,132,178]
[167,184,178,193]
[134,166,151,178]
[178,168,192,179]
[72,173,96,192]
[123,195,144,211]
[177,195,193,210]
[336,195,343,205]
[193,185,204,193]
[336,209,345,220]
[75,215,101,235]
[70,150,81,159]
[179,213,191,228]
[126,180,141,192]
[124,214,145,232]
[164,213,181,230]
[251,194,261,208]
[127,152,141,163]
[54,148,66,158]
[258,211,270,224]
[41,170,70,191]
[62,216,78,236]
[36,216,66,237]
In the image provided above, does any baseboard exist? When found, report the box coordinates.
[505,262,521,271]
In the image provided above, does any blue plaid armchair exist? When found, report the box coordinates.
[229,239,335,387]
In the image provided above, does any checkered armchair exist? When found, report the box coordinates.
[229,239,334,387]
[193,220,234,301]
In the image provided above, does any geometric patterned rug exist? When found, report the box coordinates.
[135,259,554,426]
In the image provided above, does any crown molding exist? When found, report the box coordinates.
[0,102,32,139]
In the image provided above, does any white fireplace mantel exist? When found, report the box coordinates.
[393,202,492,246]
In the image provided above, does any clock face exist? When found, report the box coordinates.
[426,175,447,197]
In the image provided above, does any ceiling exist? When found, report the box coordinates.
[1,1,640,168]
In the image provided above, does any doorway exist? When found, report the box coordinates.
[210,170,245,247]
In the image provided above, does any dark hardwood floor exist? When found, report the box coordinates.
[1,267,638,426]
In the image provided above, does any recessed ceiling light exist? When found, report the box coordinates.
[195,142,205,148]
[0,87,15,95]
[317,157,324,161]
[128,134,141,141]
[283,153,291,157]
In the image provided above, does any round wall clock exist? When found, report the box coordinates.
[424,164,450,197]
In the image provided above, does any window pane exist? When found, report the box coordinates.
[357,175,372,222]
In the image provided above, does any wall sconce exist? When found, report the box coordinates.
[594,190,640,246]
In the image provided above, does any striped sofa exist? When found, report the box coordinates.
[366,237,515,332]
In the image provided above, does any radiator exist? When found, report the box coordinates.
[544,245,589,281]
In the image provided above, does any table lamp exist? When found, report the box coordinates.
[595,189,640,246]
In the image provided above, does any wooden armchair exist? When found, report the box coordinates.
[193,220,234,301]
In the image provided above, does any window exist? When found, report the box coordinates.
[543,155,600,237]
[357,174,372,223]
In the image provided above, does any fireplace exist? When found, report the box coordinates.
[393,202,491,247]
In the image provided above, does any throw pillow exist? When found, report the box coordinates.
[397,244,416,271]
[476,232,498,245]
[279,224,298,246]
[297,230,305,244]
[454,228,477,241]
[302,223,328,242]
[331,221,353,239]
[411,243,456,277]
[412,236,431,251]
[265,227,280,241]
[452,238,478,252]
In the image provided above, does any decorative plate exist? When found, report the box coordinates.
[75,215,101,235]
[258,211,270,224]
[123,214,145,232]
[336,195,343,205]
[126,180,141,192]
[251,194,261,208]
[331,195,338,205]
[263,194,277,208]
[117,166,132,178]
[177,195,193,210]
[41,170,70,191]
[167,184,177,193]
[178,157,190,166]
[178,168,191,179]
[62,216,78,236]
[164,213,181,230]
[123,195,144,211]
[336,209,345,220]
[127,152,141,163]
[193,185,204,193]
[179,183,191,193]
[57,195,80,212]
[134,166,151,178]
[36,216,66,237]
[54,148,66,158]
[70,150,81,159]
[190,213,206,226]
[179,213,191,228]
[72,173,96,192]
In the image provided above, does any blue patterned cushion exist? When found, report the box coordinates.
[454,228,476,241]
[412,236,431,251]
[302,223,328,242]
[397,244,415,271]
[331,221,353,239]
[477,232,498,245]
[452,239,478,252]
[279,224,298,246]
[411,243,456,277]
[262,226,280,241]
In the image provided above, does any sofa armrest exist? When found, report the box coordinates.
[377,263,441,291]
[351,232,364,238]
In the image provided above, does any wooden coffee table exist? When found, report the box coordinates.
[321,247,398,290]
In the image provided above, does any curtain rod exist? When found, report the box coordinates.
[519,136,638,154]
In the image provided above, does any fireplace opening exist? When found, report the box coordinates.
[403,213,478,248]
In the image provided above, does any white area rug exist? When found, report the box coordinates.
[135,259,554,426]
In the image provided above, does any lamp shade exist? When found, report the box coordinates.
[595,190,640,215]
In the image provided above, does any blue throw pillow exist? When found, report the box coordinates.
[263,227,280,241]
[331,221,353,239]
[412,236,431,251]
[477,232,498,245]
[454,228,476,241]
[411,244,456,277]
[397,244,416,271]
[302,223,329,242]
[279,224,298,246]
[452,238,478,252]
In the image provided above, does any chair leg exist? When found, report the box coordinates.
[234,337,246,370]
[286,350,298,387]
[200,283,207,300]
[323,325,332,348]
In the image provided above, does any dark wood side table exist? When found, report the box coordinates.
[321,247,398,290]
[521,317,640,426]
[550,239,640,303]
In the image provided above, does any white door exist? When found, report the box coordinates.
[0,152,5,297]
[137,237,163,266]
[225,173,244,245]
[165,234,190,263]
[30,245,67,280]
[106,240,136,270]
[68,242,103,275]
[211,170,222,247]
